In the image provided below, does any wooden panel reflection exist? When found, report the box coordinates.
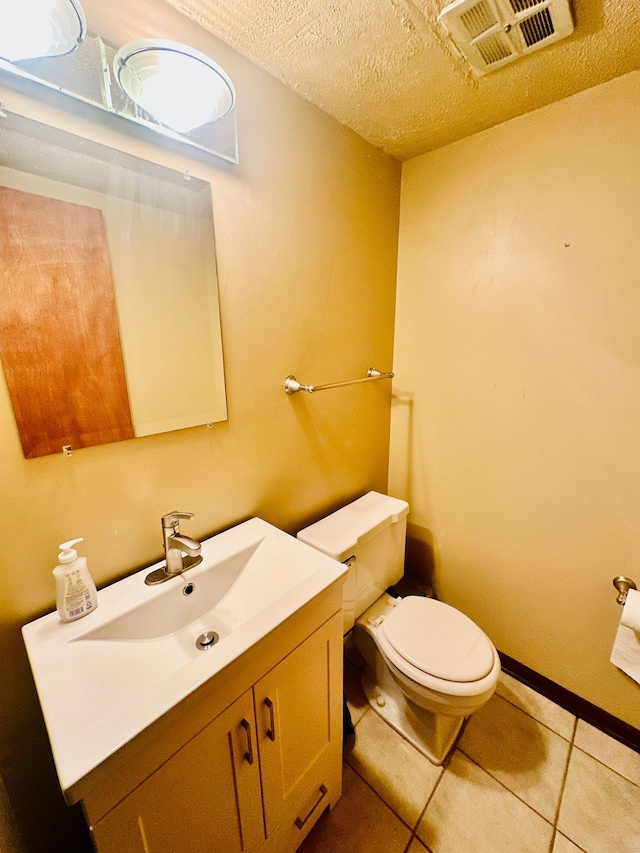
[0,186,134,458]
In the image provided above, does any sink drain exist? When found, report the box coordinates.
[196,631,220,650]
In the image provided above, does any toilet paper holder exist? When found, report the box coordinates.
[613,576,637,605]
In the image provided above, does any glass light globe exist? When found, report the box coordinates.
[114,41,235,134]
[0,0,85,62]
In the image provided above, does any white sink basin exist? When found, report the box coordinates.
[74,541,261,643]
[22,518,347,803]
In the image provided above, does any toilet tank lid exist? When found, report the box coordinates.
[297,491,409,562]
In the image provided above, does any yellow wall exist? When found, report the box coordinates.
[390,71,640,728]
[0,2,401,849]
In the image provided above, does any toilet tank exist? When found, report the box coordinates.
[297,492,409,633]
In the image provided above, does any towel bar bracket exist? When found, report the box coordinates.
[613,576,637,605]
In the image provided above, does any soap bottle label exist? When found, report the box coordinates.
[64,571,94,619]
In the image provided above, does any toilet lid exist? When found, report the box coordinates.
[379,596,496,683]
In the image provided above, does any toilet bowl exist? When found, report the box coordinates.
[297,491,501,765]
[354,592,500,763]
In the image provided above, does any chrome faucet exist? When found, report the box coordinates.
[162,511,202,574]
[145,511,203,585]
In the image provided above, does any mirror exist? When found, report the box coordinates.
[0,111,227,458]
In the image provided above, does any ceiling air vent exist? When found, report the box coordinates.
[439,0,574,74]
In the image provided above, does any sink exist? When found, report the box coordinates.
[22,517,347,803]
[74,541,263,643]
[69,530,326,683]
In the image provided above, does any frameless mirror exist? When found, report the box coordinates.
[0,111,227,458]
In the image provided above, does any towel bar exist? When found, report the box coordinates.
[284,367,393,395]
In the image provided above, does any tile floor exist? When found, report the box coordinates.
[299,661,640,853]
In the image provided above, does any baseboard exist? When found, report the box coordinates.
[498,651,640,754]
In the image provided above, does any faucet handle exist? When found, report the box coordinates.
[161,511,194,529]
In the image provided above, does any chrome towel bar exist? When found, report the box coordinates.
[284,367,394,395]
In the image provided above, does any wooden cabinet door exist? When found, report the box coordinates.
[254,613,343,840]
[91,690,264,853]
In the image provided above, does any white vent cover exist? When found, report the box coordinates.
[439,0,574,74]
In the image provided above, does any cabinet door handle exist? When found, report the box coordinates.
[294,784,328,829]
[264,697,276,742]
[240,718,254,765]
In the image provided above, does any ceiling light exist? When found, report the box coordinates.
[0,0,86,62]
[113,40,235,135]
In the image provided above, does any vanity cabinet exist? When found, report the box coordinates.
[90,689,264,853]
[84,607,343,853]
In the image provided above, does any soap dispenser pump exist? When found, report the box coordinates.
[53,538,98,622]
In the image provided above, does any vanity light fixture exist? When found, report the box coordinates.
[0,0,86,62]
[113,40,235,134]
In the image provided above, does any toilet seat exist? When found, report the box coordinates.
[375,596,500,698]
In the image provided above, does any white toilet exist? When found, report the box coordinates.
[297,491,501,765]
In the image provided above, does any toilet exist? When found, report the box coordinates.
[297,491,501,765]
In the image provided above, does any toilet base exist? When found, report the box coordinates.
[360,669,465,766]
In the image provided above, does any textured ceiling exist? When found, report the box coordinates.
[165,0,640,160]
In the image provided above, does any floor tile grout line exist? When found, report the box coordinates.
[400,836,415,853]
[555,717,577,823]
[348,704,371,729]
[571,743,640,790]
[548,716,578,853]
[344,757,441,840]
[554,830,590,853]
[342,753,421,835]
[457,748,557,828]
[498,674,640,761]
[495,688,576,743]
[335,738,445,853]
[404,757,449,853]
[344,712,449,850]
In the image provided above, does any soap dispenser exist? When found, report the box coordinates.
[53,538,98,622]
